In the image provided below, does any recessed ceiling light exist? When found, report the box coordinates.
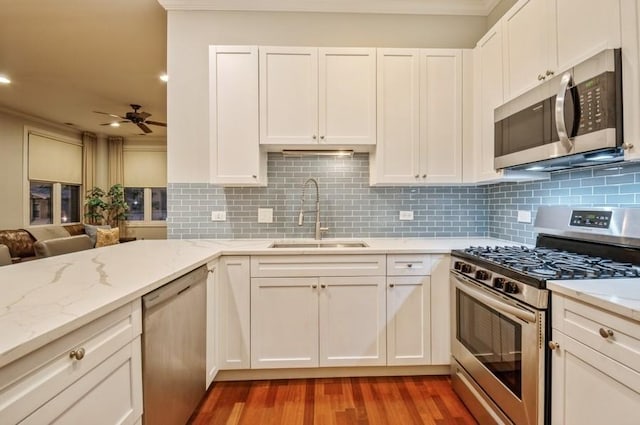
[160,74,169,82]
[110,122,121,128]
[0,75,11,84]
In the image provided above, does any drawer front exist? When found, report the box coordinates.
[386,254,431,276]
[0,300,142,424]
[251,255,386,277]
[552,294,640,373]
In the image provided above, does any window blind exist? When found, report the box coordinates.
[123,150,167,187]
[28,133,82,184]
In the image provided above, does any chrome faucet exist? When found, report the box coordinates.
[297,178,329,240]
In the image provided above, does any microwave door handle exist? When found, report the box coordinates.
[555,72,575,152]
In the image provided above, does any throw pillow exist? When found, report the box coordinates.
[84,224,111,247]
[95,228,120,248]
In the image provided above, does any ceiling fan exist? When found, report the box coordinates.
[94,104,166,134]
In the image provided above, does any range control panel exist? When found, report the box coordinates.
[570,210,612,229]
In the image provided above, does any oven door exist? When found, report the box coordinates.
[450,271,545,425]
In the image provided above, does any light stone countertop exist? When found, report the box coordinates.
[0,236,515,368]
[547,279,640,322]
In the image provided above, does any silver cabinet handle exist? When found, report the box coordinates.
[548,341,560,350]
[555,72,575,152]
[69,347,86,360]
[599,328,614,339]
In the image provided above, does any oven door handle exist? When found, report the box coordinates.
[453,273,537,323]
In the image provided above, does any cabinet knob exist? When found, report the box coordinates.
[69,347,86,360]
[623,142,634,150]
[389,283,395,288]
[320,135,325,140]
[320,284,326,289]
[599,328,614,339]
[407,263,413,268]
[537,74,546,81]
[545,70,555,76]
[312,135,317,140]
[311,284,317,289]
[548,341,560,350]
[208,268,216,274]
[414,174,419,178]
[422,174,427,178]
[252,175,257,179]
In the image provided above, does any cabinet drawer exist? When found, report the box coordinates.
[386,254,431,276]
[251,255,386,277]
[0,300,142,424]
[552,294,640,373]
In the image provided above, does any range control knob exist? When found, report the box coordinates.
[460,264,476,274]
[493,277,507,290]
[475,270,491,281]
[505,281,519,294]
[454,261,465,270]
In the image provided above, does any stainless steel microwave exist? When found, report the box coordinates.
[494,48,623,171]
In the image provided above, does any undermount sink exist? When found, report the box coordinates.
[270,241,368,249]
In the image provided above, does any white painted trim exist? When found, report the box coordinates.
[158,0,501,16]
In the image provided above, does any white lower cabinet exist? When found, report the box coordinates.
[430,254,451,365]
[217,256,251,370]
[551,293,640,425]
[0,301,142,425]
[205,259,218,388]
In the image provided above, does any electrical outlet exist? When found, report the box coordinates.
[211,211,226,221]
[399,211,414,221]
[517,210,532,223]
[257,208,273,223]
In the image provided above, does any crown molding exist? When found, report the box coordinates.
[158,0,501,16]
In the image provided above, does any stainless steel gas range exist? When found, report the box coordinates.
[450,206,640,425]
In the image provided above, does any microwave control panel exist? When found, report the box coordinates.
[576,71,615,135]
[570,210,612,229]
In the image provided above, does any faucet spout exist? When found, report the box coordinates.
[298,178,328,240]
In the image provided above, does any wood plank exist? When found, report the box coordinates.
[189,375,477,425]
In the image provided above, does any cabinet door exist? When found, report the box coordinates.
[20,338,142,425]
[554,0,621,72]
[319,48,376,146]
[430,255,451,364]
[205,260,218,388]
[259,47,318,145]
[387,276,431,366]
[209,46,266,186]
[551,331,640,425]
[251,277,319,369]
[474,25,506,182]
[372,49,420,185]
[621,0,640,161]
[319,276,386,366]
[420,49,462,183]
[503,0,555,100]
[218,256,251,370]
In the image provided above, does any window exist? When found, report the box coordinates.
[26,131,83,225]
[124,187,167,223]
[123,143,167,225]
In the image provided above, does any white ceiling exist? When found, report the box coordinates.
[0,0,497,139]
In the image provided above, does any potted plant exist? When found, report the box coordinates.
[84,187,107,225]
[104,184,129,229]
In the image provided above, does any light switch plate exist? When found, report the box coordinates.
[211,211,226,221]
[517,210,532,223]
[257,208,273,223]
[399,211,414,221]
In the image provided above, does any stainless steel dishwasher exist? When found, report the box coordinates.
[142,265,207,425]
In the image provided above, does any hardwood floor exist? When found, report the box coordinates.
[190,376,477,425]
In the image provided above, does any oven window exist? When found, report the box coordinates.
[457,290,522,398]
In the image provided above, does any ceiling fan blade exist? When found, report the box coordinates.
[137,122,152,134]
[145,120,167,127]
[93,111,126,119]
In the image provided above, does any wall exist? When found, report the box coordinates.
[0,109,81,229]
[166,10,488,183]
[487,162,640,245]
[168,153,488,239]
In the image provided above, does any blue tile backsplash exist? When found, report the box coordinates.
[168,153,487,239]
[167,154,640,243]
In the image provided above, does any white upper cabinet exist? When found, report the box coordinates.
[209,46,266,186]
[260,47,376,146]
[621,0,640,160]
[502,0,623,101]
[502,0,556,100]
[372,49,464,185]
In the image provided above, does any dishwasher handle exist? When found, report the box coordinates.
[143,265,208,310]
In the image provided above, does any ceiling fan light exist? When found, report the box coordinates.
[0,75,11,84]
[160,74,169,83]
